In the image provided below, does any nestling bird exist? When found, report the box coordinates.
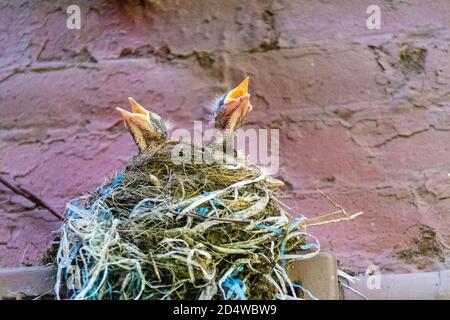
[213,77,252,132]
[116,97,168,152]
[209,77,253,156]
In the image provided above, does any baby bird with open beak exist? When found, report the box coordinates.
[208,77,253,157]
[116,98,168,152]
[213,77,252,133]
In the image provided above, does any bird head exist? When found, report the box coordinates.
[213,77,253,131]
[116,97,168,152]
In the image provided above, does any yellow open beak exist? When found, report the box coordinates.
[128,97,149,116]
[224,77,249,103]
[116,107,147,123]
[116,107,134,120]
[116,97,151,123]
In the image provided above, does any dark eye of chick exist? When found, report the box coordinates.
[217,93,226,107]
[213,94,227,119]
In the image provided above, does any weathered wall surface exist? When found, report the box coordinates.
[1,0,450,272]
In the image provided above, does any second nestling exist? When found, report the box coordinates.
[116,77,253,159]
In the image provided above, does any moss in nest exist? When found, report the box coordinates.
[51,142,318,300]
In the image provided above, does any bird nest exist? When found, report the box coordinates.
[53,141,324,300]
[50,79,362,300]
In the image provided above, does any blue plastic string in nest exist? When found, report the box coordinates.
[54,143,321,300]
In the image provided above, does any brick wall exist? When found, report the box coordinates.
[1,0,449,272]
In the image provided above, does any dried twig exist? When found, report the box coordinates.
[297,189,363,228]
[298,210,363,228]
[317,189,347,216]
[0,175,64,221]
